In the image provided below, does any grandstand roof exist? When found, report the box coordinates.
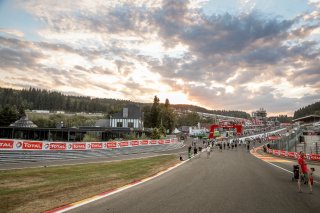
[10,116,38,128]
[292,115,320,123]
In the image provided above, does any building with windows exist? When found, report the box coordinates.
[252,108,267,125]
[96,104,144,129]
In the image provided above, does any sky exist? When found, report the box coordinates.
[0,0,319,116]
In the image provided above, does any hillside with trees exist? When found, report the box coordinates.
[171,104,251,119]
[0,87,135,114]
[293,101,320,119]
[0,87,251,128]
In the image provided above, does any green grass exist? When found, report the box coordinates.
[0,155,179,213]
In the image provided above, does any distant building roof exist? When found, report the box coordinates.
[292,115,320,123]
[10,116,38,128]
[111,105,143,119]
[95,119,110,127]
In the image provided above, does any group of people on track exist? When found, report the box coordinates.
[185,134,315,195]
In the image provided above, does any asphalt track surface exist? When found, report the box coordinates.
[67,145,320,213]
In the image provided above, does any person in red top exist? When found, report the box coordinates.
[297,151,312,193]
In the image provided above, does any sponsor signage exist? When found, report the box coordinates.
[22,141,43,150]
[49,143,66,150]
[268,149,320,162]
[150,140,157,145]
[72,143,86,150]
[268,136,280,141]
[131,140,139,146]
[0,137,181,151]
[273,150,280,156]
[0,140,14,149]
[158,140,165,144]
[309,154,320,161]
[287,152,295,158]
[280,150,287,157]
[91,143,103,149]
[140,140,149,145]
[119,141,129,147]
[106,141,117,149]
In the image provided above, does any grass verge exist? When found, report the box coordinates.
[0,155,179,213]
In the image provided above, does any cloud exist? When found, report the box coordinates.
[0,0,319,115]
[0,28,24,38]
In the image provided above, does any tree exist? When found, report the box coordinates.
[151,128,160,139]
[143,105,152,128]
[160,99,176,133]
[0,105,19,126]
[18,105,26,118]
[150,96,161,128]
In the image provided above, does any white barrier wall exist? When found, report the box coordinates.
[0,138,178,151]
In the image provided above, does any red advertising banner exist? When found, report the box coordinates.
[0,137,181,151]
[150,140,157,145]
[273,150,280,156]
[0,140,14,149]
[91,143,103,149]
[158,140,165,144]
[287,152,295,158]
[106,141,117,149]
[280,150,287,157]
[49,143,66,150]
[119,141,129,147]
[309,154,320,161]
[23,141,43,150]
[131,140,139,146]
[72,143,86,150]
[268,136,280,141]
[140,140,149,145]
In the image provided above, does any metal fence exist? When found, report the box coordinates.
[272,129,302,152]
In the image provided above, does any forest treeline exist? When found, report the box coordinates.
[0,87,250,118]
[171,104,251,119]
[0,87,134,114]
[293,101,320,119]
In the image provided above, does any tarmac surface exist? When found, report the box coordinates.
[66,144,320,213]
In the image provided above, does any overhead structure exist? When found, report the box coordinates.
[292,115,320,124]
[208,124,243,139]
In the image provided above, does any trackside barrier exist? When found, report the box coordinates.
[266,148,320,162]
[0,138,178,151]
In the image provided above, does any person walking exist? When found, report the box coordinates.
[206,145,211,158]
[198,146,202,158]
[297,151,312,193]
